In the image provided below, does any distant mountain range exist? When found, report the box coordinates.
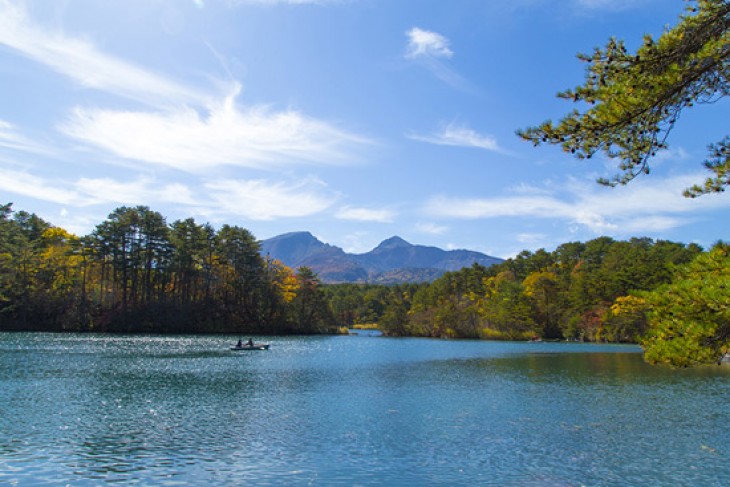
[260,232,503,284]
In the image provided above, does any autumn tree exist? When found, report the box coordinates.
[479,271,535,339]
[518,0,730,197]
[260,257,298,329]
[523,270,562,338]
[604,295,649,343]
[33,227,87,329]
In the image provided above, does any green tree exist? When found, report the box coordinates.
[170,218,215,307]
[641,244,730,366]
[91,206,172,331]
[379,289,411,336]
[289,267,334,333]
[215,225,266,327]
[518,0,730,196]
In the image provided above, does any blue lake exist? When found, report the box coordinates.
[1,333,728,486]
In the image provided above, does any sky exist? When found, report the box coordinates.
[0,0,728,259]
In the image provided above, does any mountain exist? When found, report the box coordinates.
[260,232,503,284]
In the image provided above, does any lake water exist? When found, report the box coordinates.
[1,333,728,486]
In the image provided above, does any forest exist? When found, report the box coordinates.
[326,238,729,366]
[2,203,728,365]
[328,237,702,341]
[0,203,335,334]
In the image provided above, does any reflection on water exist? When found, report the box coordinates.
[1,333,728,486]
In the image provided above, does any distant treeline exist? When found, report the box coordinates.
[0,204,335,334]
[327,236,708,343]
[0,203,717,348]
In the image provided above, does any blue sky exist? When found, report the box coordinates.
[0,0,728,258]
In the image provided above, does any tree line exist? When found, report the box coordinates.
[2,203,727,366]
[329,237,702,341]
[0,204,335,334]
[327,237,729,366]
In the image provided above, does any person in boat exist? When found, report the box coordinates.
[246,338,254,347]
[236,339,243,348]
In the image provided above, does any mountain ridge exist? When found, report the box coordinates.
[260,232,503,284]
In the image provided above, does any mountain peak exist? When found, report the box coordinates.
[260,231,332,268]
[376,236,411,249]
[270,231,318,242]
[261,232,503,284]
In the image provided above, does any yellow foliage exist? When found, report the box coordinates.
[279,274,299,303]
[41,227,78,245]
[610,295,647,317]
[352,323,380,330]
[522,271,558,298]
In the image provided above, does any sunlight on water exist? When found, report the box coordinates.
[1,333,728,485]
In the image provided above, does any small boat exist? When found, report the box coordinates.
[231,343,270,351]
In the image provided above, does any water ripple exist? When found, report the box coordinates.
[1,333,728,485]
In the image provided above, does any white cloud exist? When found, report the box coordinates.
[409,123,500,152]
[0,168,84,205]
[0,2,368,170]
[516,233,547,244]
[0,162,337,223]
[339,231,376,254]
[509,182,555,196]
[424,174,730,235]
[60,86,367,172]
[205,177,336,220]
[404,27,474,92]
[73,177,200,207]
[0,120,52,156]
[416,222,448,235]
[0,1,208,108]
[405,28,453,59]
[0,167,202,208]
[335,206,395,223]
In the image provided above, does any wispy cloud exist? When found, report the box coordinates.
[0,120,52,156]
[61,85,368,172]
[335,206,395,223]
[516,233,548,245]
[405,28,453,60]
[205,177,337,220]
[404,27,472,91]
[340,231,376,254]
[0,1,368,171]
[416,222,448,235]
[409,122,500,152]
[0,168,201,208]
[0,167,84,205]
[0,1,208,108]
[74,177,200,207]
[0,165,337,222]
[424,174,730,235]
